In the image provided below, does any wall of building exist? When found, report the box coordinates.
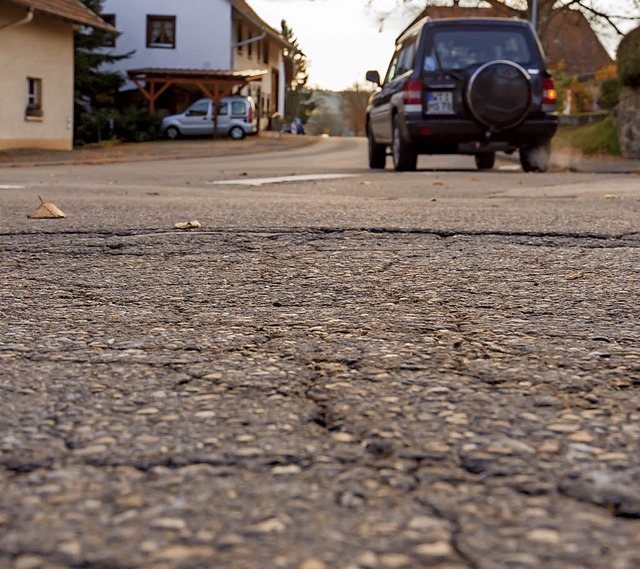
[102,0,233,89]
[0,6,74,150]
[232,22,284,128]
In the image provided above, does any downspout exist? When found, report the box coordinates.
[233,32,266,50]
[279,59,286,118]
[0,8,34,31]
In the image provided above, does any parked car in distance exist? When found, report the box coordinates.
[365,17,558,172]
[161,96,257,140]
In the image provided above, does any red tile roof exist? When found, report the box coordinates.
[6,0,116,32]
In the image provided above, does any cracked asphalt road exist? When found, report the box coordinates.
[1,137,639,568]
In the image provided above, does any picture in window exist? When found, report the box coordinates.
[147,15,176,48]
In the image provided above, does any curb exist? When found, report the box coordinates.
[0,134,318,169]
[499,150,640,174]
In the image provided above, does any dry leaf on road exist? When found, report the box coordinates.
[175,220,202,229]
[27,196,66,219]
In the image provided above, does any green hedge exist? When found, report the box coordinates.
[617,26,640,88]
[75,107,158,146]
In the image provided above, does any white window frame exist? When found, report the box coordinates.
[26,77,43,120]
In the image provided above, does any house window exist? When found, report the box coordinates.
[102,14,116,47]
[25,77,43,119]
[147,15,176,49]
[263,39,269,64]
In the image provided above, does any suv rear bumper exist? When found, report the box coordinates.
[403,115,558,153]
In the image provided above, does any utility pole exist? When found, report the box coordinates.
[531,0,538,32]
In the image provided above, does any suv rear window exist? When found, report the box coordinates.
[426,29,532,70]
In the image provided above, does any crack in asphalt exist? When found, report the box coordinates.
[0,548,135,569]
[415,497,479,569]
[1,226,639,246]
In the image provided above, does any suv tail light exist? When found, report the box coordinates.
[542,77,557,105]
[248,104,253,123]
[404,78,422,105]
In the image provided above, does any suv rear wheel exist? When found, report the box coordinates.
[520,142,551,172]
[368,126,387,169]
[475,152,496,170]
[392,117,417,172]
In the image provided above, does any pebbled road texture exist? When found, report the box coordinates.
[1,139,639,569]
[1,226,639,569]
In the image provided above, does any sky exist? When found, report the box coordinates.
[250,0,415,90]
[249,0,638,91]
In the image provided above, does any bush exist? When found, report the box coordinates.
[74,108,115,146]
[74,106,158,146]
[554,116,621,156]
[617,26,640,88]
[568,77,592,113]
[599,77,621,109]
[113,107,158,142]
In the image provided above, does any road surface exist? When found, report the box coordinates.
[1,137,639,569]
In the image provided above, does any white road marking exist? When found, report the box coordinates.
[0,184,26,189]
[498,165,521,171]
[207,174,359,186]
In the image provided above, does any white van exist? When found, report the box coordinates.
[161,96,257,140]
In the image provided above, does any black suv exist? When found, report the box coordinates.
[365,17,558,172]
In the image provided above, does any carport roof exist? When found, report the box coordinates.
[6,0,116,32]
[127,68,268,82]
[126,68,268,114]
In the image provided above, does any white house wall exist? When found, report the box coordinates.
[101,0,232,87]
[0,7,74,150]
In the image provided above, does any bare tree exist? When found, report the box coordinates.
[366,0,640,43]
[339,84,373,136]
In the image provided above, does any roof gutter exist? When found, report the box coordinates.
[0,7,34,31]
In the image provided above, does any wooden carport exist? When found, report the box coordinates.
[127,68,267,115]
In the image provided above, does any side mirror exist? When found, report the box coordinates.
[366,70,381,85]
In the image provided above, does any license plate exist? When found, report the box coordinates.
[427,91,454,114]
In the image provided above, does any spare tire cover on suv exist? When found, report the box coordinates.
[466,60,532,130]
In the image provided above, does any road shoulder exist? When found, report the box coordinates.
[0,134,318,169]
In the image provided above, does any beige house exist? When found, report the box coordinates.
[0,0,114,150]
